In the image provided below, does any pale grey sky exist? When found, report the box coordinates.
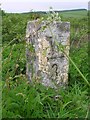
[0,0,89,13]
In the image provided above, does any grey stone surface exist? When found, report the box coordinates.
[26,19,70,88]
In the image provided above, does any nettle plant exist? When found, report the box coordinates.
[37,10,90,87]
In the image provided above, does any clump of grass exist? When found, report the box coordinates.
[2,78,89,118]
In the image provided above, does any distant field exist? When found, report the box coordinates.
[20,9,88,19]
[60,10,88,18]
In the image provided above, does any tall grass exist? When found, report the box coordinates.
[2,10,89,118]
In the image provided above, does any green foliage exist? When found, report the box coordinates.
[60,10,87,18]
[2,11,89,118]
[2,43,26,81]
[2,79,89,118]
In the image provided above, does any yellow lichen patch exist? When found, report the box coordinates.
[36,37,50,73]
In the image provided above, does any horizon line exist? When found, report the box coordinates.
[2,8,88,14]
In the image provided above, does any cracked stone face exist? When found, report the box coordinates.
[26,19,70,89]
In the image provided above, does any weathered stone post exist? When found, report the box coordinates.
[26,19,70,89]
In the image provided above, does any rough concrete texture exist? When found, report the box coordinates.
[26,20,70,89]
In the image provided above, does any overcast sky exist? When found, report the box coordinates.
[0,0,89,13]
